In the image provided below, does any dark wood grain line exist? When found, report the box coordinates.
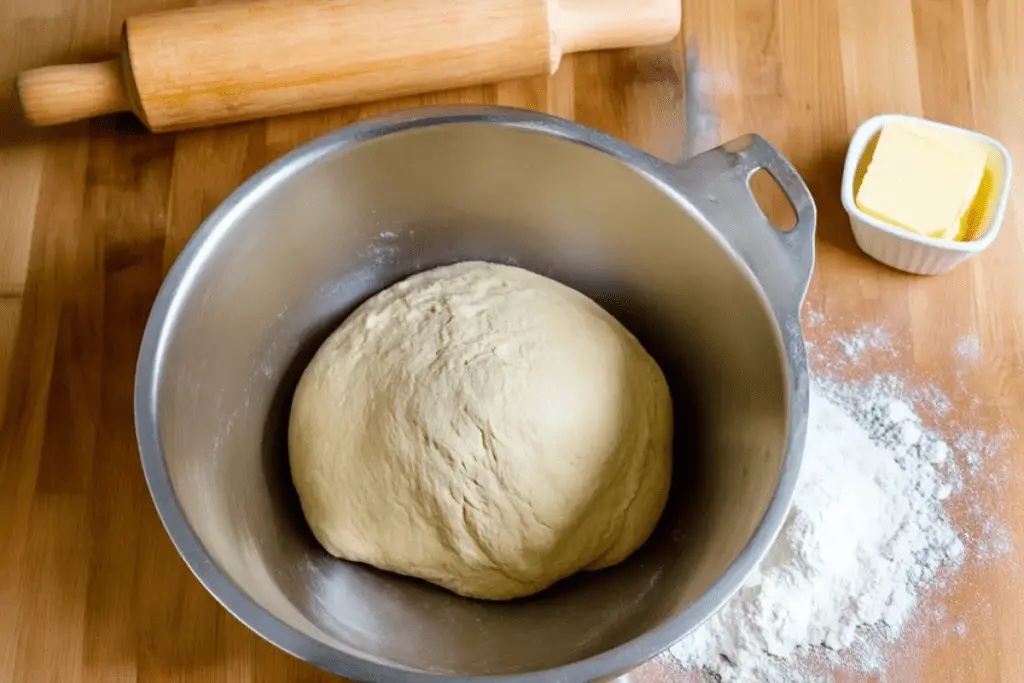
[81,123,176,683]
[0,136,90,681]
[34,135,101,495]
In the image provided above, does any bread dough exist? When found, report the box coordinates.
[288,261,673,600]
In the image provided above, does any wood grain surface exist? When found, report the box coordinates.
[1,1,1022,682]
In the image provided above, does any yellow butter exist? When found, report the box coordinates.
[855,122,987,241]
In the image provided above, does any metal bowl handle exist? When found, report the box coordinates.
[670,133,816,316]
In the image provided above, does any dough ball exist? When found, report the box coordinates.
[288,261,673,600]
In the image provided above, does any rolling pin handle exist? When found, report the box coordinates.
[15,58,133,127]
[552,0,681,55]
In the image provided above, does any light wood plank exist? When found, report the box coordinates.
[10,495,91,683]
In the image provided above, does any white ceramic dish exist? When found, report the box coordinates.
[841,113,1012,275]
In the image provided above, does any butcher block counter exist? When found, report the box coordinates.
[1,1,1022,682]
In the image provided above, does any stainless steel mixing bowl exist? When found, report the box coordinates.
[135,106,815,682]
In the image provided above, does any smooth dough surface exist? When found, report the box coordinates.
[288,262,673,600]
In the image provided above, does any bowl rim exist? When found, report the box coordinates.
[135,105,807,683]
[840,113,1014,254]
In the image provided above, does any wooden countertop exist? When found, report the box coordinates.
[1,1,1022,682]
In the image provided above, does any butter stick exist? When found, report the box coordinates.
[855,122,987,241]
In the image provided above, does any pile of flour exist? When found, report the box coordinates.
[669,386,965,682]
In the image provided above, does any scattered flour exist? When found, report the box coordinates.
[668,314,1014,682]
[804,308,826,328]
[955,428,1009,475]
[956,334,982,367]
[835,324,892,361]
[669,386,963,683]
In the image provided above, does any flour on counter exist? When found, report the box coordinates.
[956,333,982,367]
[836,324,893,361]
[669,385,963,683]
[668,317,1015,682]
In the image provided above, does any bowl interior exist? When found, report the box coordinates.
[145,122,789,676]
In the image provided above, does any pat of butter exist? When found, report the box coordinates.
[855,122,987,240]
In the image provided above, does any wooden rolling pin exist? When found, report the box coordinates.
[15,0,680,132]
